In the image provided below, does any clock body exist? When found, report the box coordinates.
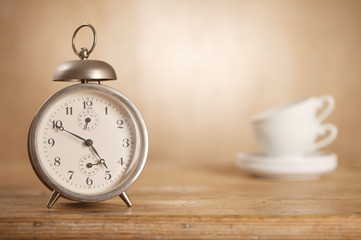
[28,83,148,203]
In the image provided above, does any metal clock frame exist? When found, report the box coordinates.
[28,83,148,208]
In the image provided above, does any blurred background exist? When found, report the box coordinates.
[1,0,360,169]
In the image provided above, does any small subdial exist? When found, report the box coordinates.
[77,109,99,131]
[79,154,100,176]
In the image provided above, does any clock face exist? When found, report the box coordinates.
[29,84,147,200]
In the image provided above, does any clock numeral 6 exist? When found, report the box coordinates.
[54,157,61,166]
[86,177,93,186]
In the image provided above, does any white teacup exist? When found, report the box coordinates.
[252,95,337,156]
[253,120,338,156]
[252,95,335,123]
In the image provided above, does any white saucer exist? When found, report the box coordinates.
[236,151,337,181]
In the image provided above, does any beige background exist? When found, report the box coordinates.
[1,0,360,167]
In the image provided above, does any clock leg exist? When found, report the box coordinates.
[47,190,61,209]
[119,192,132,207]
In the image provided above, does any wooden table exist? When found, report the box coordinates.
[1,158,360,239]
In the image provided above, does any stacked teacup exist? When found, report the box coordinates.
[237,95,338,181]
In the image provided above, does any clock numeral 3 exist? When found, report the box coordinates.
[122,138,130,147]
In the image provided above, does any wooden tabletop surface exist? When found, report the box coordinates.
[1,157,361,239]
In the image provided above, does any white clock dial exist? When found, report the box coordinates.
[35,89,139,196]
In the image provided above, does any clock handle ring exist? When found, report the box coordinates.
[72,23,97,59]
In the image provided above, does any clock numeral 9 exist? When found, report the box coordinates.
[122,138,130,147]
[86,177,93,186]
[52,120,62,129]
[117,119,124,129]
[48,138,55,147]
[54,157,61,166]
[105,171,112,180]
[83,100,93,109]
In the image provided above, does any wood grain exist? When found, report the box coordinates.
[1,160,361,239]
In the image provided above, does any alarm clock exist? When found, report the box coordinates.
[27,24,148,208]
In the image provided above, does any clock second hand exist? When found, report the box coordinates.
[56,125,108,169]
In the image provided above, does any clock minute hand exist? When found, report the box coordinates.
[57,126,87,141]
[57,125,108,169]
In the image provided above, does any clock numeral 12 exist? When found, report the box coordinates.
[83,100,93,109]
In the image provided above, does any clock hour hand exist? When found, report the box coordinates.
[89,144,108,169]
[99,159,108,169]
